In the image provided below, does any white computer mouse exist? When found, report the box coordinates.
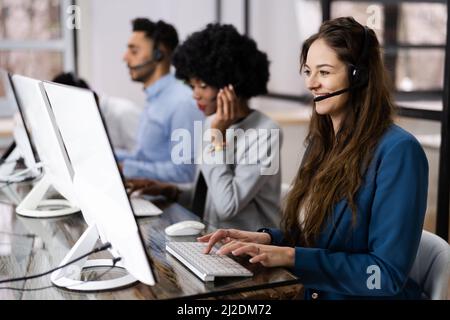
[164,220,205,237]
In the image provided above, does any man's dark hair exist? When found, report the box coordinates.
[52,72,91,89]
[172,23,270,99]
[52,72,99,105]
[132,18,179,54]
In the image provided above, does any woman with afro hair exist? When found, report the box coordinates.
[127,23,282,231]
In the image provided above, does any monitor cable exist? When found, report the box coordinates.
[0,256,122,292]
[0,242,112,285]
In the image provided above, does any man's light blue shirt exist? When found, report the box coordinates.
[117,73,204,183]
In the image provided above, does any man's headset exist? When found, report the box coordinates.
[314,26,370,102]
[129,24,164,70]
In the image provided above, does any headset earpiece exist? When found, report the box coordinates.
[348,64,368,88]
[152,48,164,62]
[151,22,164,62]
[348,64,357,83]
[348,26,370,89]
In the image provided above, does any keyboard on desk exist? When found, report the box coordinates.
[166,241,253,282]
[130,197,163,216]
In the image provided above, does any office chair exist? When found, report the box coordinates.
[409,230,450,300]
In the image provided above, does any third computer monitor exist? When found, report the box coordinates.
[0,69,39,179]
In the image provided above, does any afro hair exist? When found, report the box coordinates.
[172,23,270,99]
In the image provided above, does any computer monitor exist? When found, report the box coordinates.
[42,81,155,290]
[11,74,80,218]
[0,69,40,181]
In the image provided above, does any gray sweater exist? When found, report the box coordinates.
[178,110,282,231]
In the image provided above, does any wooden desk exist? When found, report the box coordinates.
[0,189,301,300]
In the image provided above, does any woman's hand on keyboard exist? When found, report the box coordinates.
[198,229,271,254]
[218,241,295,268]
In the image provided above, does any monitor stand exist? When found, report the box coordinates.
[15,174,80,218]
[51,224,138,291]
[0,183,21,205]
[0,146,20,178]
[0,147,25,205]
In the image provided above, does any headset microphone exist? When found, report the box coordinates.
[128,47,164,70]
[313,88,351,102]
[128,59,156,70]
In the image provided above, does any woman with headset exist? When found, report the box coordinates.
[199,17,429,300]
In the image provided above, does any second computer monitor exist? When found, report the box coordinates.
[11,74,79,217]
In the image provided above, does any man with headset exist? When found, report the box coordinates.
[119,18,204,183]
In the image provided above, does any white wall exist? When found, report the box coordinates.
[78,0,215,106]
[221,0,245,33]
[250,0,321,96]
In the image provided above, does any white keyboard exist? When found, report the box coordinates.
[166,241,253,281]
[130,197,162,217]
